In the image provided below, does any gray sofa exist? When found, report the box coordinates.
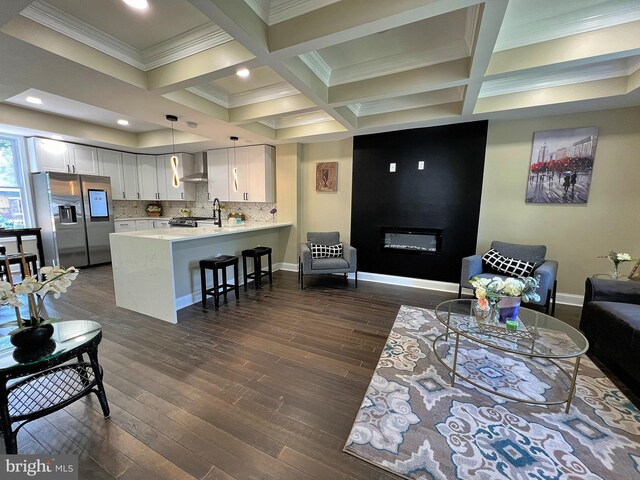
[580,277,640,383]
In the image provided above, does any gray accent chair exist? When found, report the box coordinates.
[458,240,558,315]
[299,231,357,289]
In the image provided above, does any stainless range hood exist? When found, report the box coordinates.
[180,151,208,182]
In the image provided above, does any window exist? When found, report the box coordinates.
[0,137,28,228]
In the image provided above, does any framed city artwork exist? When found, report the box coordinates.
[316,162,338,192]
[525,126,599,204]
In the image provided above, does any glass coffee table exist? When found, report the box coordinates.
[433,299,588,412]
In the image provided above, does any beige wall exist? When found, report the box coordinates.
[275,143,300,265]
[289,106,640,298]
[298,138,353,243]
[479,106,640,296]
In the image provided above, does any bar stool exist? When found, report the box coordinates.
[241,246,273,290]
[199,255,240,309]
[0,245,38,281]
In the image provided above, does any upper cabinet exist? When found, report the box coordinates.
[207,145,274,203]
[69,144,99,174]
[206,149,230,202]
[157,153,195,201]
[28,138,98,174]
[136,154,195,201]
[97,149,139,200]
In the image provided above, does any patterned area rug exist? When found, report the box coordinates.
[344,306,640,479]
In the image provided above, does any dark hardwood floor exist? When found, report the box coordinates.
[0,265,621,479]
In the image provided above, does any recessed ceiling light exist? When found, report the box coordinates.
[117,119,129,126]
[51,135,63,140]
[236,68,250,78]
[122,0,148,10]
[26,96,42,104]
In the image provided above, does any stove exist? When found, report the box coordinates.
[169,217,218,227]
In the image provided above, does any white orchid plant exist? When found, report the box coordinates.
[0,266,79,328]
[599,251,636,266]
[470,276,540,310]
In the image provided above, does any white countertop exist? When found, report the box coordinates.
[110,222,291,242]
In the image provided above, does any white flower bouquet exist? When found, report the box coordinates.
[470,276,540,310]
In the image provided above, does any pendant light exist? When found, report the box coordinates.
[230,135,239,193]
[166,115,179,188]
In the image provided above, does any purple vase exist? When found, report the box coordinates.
[497,297,521,323]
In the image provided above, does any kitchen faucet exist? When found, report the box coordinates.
[212,198,222,227]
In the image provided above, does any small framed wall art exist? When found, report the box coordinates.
[525,126,598,204]
[316,162,338,192]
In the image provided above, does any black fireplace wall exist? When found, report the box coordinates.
[351,120,488,282]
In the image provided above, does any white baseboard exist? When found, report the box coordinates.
[276,262,298,272]
[177,267,585,309]
[371,275,584,307]
[358,271,459,293]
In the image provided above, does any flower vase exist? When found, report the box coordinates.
[9,322,54,348]
[610,262,621,279]
[496,297,522,323]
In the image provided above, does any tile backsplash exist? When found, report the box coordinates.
[113,183,277,223]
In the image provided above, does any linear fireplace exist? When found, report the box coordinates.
[380,226,443,254]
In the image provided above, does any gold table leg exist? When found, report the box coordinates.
[565,356,581,413]
[450,332,460,387]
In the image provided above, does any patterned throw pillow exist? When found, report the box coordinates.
[482,248,535,277]
[310,243,343,259]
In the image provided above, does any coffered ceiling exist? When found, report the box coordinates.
[0,0,638,153]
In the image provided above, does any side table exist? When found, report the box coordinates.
[0,320,110,454]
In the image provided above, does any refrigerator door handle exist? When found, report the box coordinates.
[66,164,70,173]
[72,165,76,173]
[137,192,140,199]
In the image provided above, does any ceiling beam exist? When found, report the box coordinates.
[475,77,628,114]
[487,20,640,76]
[229,94,317,123]
[268,0,483,57]
[146,41,255,93]
[328,58,470,106]
[357,101,463,129]
[461,0,507,115]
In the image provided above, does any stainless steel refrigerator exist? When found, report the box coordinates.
[32,172,114,268]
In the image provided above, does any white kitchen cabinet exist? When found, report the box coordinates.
[207,145,274,203]
[28,138,70,173]
[158,153,195,201]
[137,154,195,201]
[206,149,230,202]
[69,144,99,174]
[98,150,140,200]
[97,149,124,199]
[121,153,139,200]
[152,219,170,228]
[114,220,137,232]
[28,138,99,174]
[135,219,151,230]
[137,154,158,200]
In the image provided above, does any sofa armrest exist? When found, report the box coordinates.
[300,243,312,273]
[533,260,558,304]
[460,255,483,288]
[342,244,357,271]
[584,277,640,306]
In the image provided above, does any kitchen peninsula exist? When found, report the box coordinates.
[110,223,291,323]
